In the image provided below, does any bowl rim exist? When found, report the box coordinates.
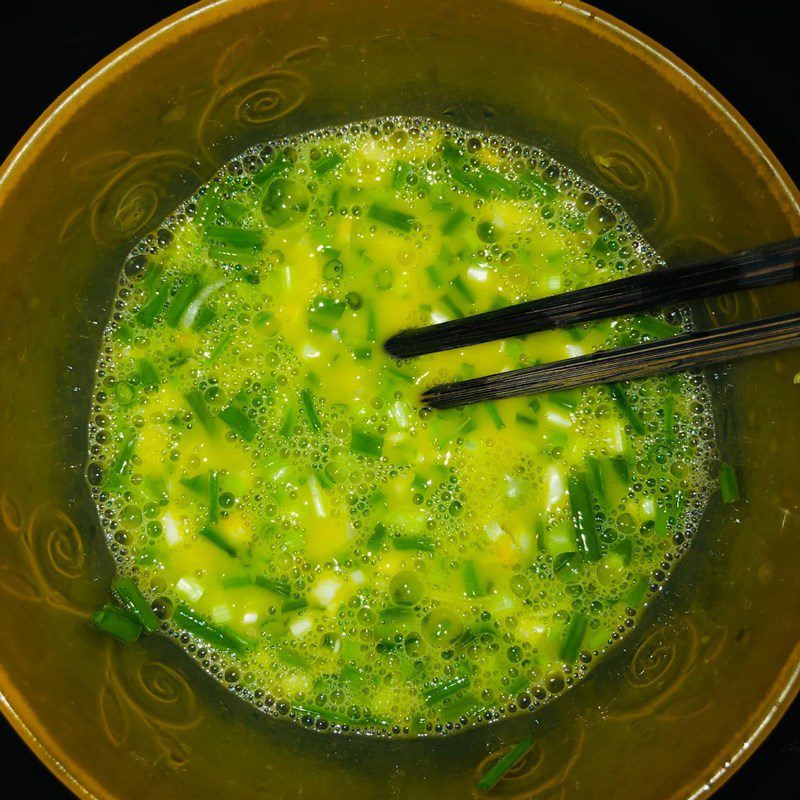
[1,1,799,799]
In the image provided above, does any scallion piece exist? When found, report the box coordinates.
[367,204,415,232]
[568,473,601,562]
[204,224,264,252]
[451,275,475,304]
[104,433,136,488]
[424,674,469,706]
[426,265,443,289]
[392,535,435,552]
[219,199,249,225]
[218,405,257,442]
[192,183,224,228]
[208,469,219,523]
[719,463,739,503]
[199,524,237,557]
[311,152,343,176]
[112,577,160,633]
[608,382,645,434]
[366,522,387,552]
[441,207,467,235]
[163,275,201,327]
[485,403,505,430]
[183,389,216,433]
[441,293,465,319]
[461,560,484,598]
[135,280,170,327]
[476,735,535,792]
[254,576,292,597]
[561,611,588,662]
[350,427,384,458]
[90,603,143,644]
[636,315,681,339]
[138,358,160,389]
[172,604,254,656]
[253,152,292,186]
[300,387,323,430]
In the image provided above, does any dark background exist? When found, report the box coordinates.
[0,1,798,797]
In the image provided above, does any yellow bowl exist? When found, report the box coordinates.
[1,1,799,798]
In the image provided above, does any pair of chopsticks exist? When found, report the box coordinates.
[383,237,800,409]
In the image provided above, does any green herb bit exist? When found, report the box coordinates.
[199,524,238,557]
[172,604,254,656]
[300,387,323,430]
[663,396,675,439]
[367,204,416,232]
[254,576,292,598]
[636,315,681,339]
[441,207,467,235]
[485,402,505,429]
[623,576,650,610]
[608,382,645,434]
[350,427,384,458]
[392,535,435,552]
[218,405,257,442]
[183,389,216,433]
[426,265,443,289]
[138,358,160,389]
[207,244,262,266]
[105,433,137,488]
[366,306,378,342]
[90,603,143,644]
[451,275,475,304]
[391,160,412,189]
[192,304,217,331]
[560,611,589,662]
[515,412,537,427]
[163,275,201,327]
[279,406,296,437]
[292,703,353,726]
[135,279,170,327]
[441,293,465,319]
[218,199,249,225]
[719,463,739,503]
[477,735,535,792]
[521,169,558,203]
[208,469,219,522]
[112,577,160,633]
[425,674,470,706]
[366,522,387,553]
[253,152,292,186]
[312,152,344,176]
[192,183,224,229]
[549,390,579,411]
[204,224,264,252]
[180,474,208,495]
[461,560,484,598]
[281,597,308,613]
[568,473,602,562]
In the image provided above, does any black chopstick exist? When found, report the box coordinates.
[385,237,800,359]
[421,311,800,409]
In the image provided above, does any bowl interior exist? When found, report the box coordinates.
[1,1,799,799]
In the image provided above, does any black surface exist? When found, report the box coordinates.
[0,2,798,798]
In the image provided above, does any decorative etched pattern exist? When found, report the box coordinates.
[82,150,202,245]
[0,494,93,616]
[581,124,677,237]
[100,641,203,769]
[661,234,763,327]
[473,717,584,799]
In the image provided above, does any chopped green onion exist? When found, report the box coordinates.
[192,183,224,228]
[300,387,323,430]
[461,560,484,598]
[254,576,292,597]
[636,315,681,339]
[485,403,505,429]
[279,406,296,437]
[112,577,160,633]
[218,199,248,225]
[138,358,160,389]
[105,433,136,488]
[135,280,170,327]
[560,611,589,662]
[311,152,343,176]
[441,207,467,235]
[208,470,219,522]
[204,224,264,252]
[366,522,387,552]
[451,275,475,304]
[515,412,538,427]
[253,152,292,186]
[367,204,415,232]
[392,535,435,552]
[608,382,645,434]
[164,275,201,327]
[218,405,257,442]
[350,427,384,458]
[183,389,216,433]
[425,674,469,706]
[172,604,254,656]
[281,597,308,613]
[426,265,443,289]
[719,463,739,503]
[90,603,143,644]
[477,734,535,792]
[568,473,602,562]
[199,524,237,557]
[441,293,465,318]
